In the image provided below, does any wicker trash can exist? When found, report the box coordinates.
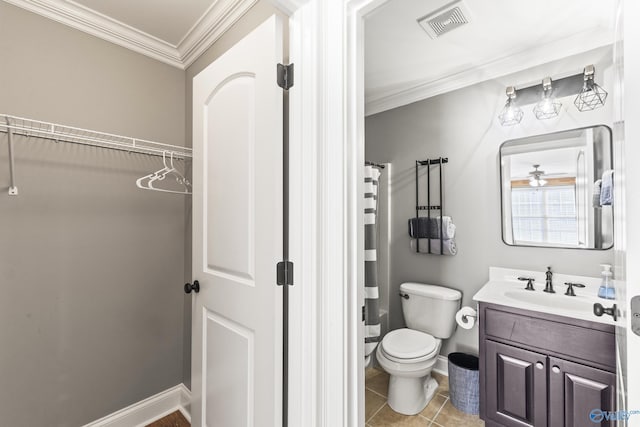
[447,352,479,415]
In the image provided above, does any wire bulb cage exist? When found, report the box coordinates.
[498,86,524,126]
[533,77,562,120]
[574,65,608,111]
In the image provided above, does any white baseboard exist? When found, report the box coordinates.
[432,355,449,377]
[82,384,191,427]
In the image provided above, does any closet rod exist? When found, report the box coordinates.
[0,114,192,159]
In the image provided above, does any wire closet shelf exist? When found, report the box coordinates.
[0,114,192,159]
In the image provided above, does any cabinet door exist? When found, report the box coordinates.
[548,357,616,427]
[485,340,547,427]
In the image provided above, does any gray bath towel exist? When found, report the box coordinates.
[408,216,456,239]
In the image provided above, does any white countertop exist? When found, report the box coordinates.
[473,267,619,326]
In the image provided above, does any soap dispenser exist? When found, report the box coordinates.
[598,264,615,300]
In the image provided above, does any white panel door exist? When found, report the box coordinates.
[191,16,283,427]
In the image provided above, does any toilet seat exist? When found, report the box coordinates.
[381,328,440,363]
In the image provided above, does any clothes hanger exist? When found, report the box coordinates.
[136,150,191,195]
[148,151,191,190]
[136,150,169,189]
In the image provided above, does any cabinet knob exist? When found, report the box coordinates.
[552,366,561,374]
[535,362,544,370]
[593,303,618,321]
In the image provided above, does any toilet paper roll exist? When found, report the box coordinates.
[455,306,477,330]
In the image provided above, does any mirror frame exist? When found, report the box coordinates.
[499,124,614,250]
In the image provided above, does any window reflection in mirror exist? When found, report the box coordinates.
[500,126,613,249]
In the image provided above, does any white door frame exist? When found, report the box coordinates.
[276,0,640,426]
[622,0,640,424]
[274,0,371,425]
[283,1,388,425]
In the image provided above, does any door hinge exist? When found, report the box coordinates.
[277,63,294,90]
[277,261,294,286]
[362,305,366,322]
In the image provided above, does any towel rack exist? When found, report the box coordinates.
[415,157,448,254]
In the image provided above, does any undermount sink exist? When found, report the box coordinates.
[503,289,594,313]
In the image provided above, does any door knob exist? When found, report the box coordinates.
[552,366,561,374]
[184,280,200,294]
[535,362,544,370]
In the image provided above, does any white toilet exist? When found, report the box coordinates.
[376,282,462,415]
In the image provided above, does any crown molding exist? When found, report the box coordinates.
[177,0,258,69]
[365,28,614,116]
[3,0,259,70]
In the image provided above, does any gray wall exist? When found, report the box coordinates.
[181,0,285,388]
[0,3,187,426]
[365,47,615,357]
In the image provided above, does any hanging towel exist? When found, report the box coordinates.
[410,238,457,255]
[600,170,614,206]
[592,179,602,208]
[364,165,381,358]
[408,216,456,239]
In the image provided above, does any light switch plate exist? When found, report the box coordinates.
[632,295,640,336]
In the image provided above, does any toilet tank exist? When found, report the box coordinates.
[400,282,462,339]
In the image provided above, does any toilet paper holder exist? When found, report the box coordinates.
[456,306,478,330]
[461,312,477,322]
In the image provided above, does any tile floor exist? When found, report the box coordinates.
[366,368,484,427]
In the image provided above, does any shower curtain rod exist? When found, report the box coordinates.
[365,160,385,169]
[0,114,192,159]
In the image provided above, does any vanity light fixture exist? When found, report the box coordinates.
[498,65,608,125]
[528,164,547,187]
[498,86,524,126]
[574,65,608,111]
[533,77,562,120]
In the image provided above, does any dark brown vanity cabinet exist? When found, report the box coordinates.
[479,303,616,427]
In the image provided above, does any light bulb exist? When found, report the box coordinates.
[498,86,523,126]
[533,78,561,120]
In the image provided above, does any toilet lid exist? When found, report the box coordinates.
[381,328,438,360]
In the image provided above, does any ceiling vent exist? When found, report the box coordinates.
[417,1,472,39]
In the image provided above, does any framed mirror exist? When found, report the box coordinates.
[500,125,613,249]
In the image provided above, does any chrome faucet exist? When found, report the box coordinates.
[543,266,555,293]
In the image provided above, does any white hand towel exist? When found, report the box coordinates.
[592,179,602,208]
[600,170,614,206]
[437,216,456,239]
